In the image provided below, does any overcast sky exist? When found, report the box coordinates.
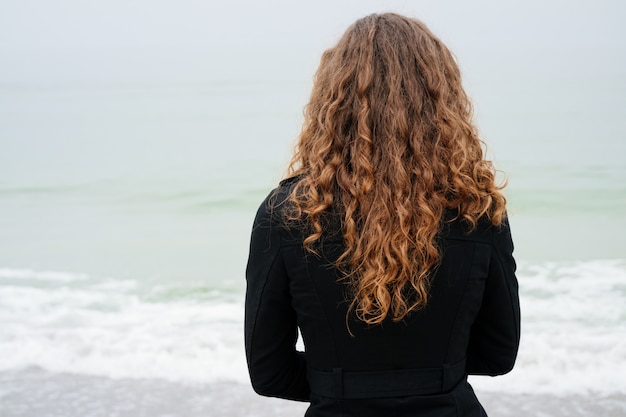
[1,0,624,49]
[1,0,624,84]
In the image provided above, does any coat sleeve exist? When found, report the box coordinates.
[244,194,310,401]
[466,217,521,376]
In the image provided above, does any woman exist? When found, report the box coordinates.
[245,13,519,417]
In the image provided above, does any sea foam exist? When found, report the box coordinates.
[1,260,625,394]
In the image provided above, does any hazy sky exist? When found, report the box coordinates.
[1,0,623,48]
[1,0,624,84]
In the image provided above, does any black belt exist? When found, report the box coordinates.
[307,358,466,399]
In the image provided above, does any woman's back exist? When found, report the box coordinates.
[245,12,520,417]
[245,178,519,416]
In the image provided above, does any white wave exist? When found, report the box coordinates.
[0,268,88,282]
[0,281,249,384]
[472,259,626,394]
[0,259,625,394]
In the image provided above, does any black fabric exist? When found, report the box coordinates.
[244,178,520,416]
[307,357,466,399]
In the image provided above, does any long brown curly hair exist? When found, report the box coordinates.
[285,13,507,325]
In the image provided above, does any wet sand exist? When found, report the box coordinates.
[1,367,624,417]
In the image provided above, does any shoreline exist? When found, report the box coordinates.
[1,367,624,417]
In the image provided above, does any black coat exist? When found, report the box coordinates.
[245,178,520,417]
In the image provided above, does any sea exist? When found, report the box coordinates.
[2,24,626,417]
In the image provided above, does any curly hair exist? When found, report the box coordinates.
[285,13,507,325]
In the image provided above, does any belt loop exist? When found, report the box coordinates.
[441,358,466,392]
[332,368,343,398]
[441,362,450,392]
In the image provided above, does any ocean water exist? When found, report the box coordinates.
[2,41,626,417]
